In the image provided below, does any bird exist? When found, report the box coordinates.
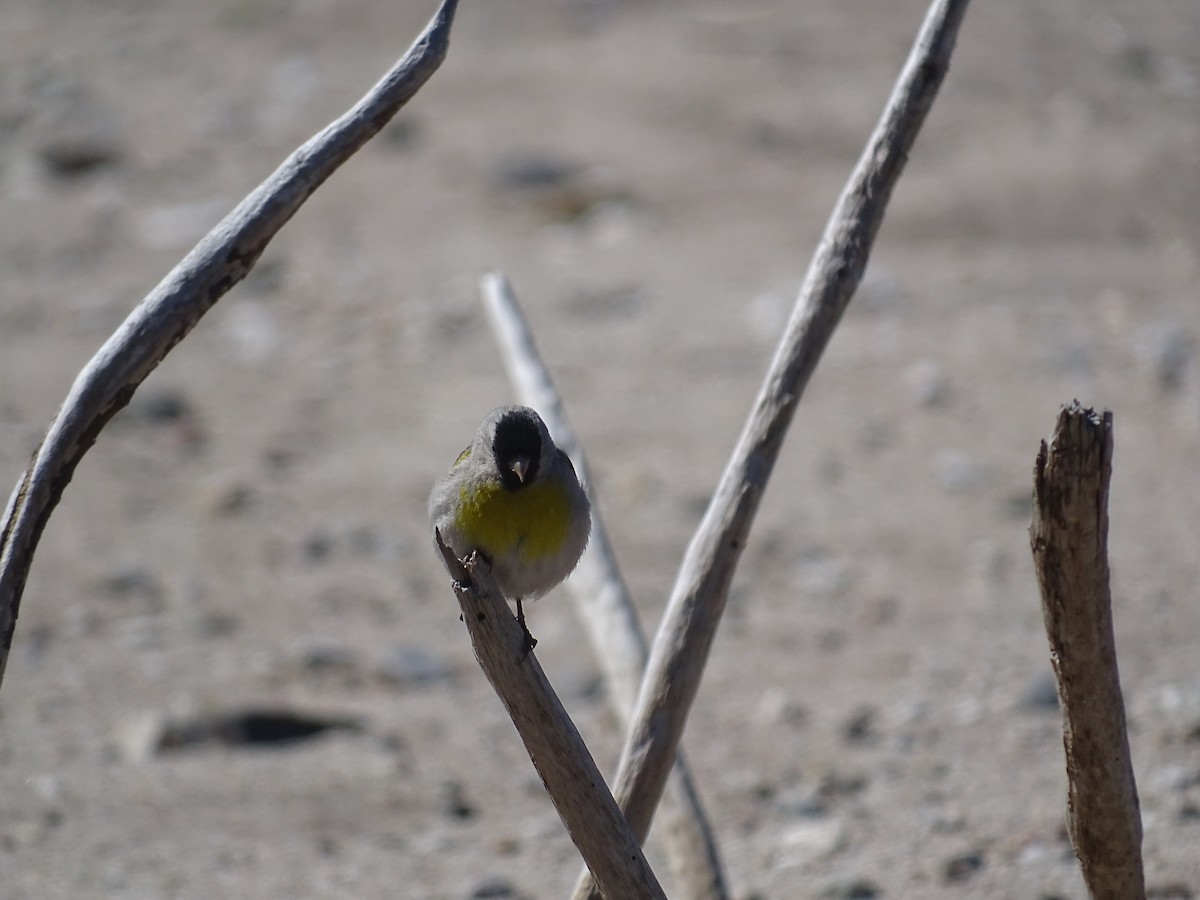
[429,405,591,656]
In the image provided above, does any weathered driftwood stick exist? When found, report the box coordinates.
[480,271,729,900]
[1031,403,1145,900]
[573,3,972,896]
[434,532,666,900]
[0,0,460,691]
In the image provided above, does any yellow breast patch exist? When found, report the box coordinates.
[456,479,572,563]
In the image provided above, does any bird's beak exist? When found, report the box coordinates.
[510,456,530,484]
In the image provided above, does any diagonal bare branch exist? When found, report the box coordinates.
[435,532,667,900]
[574,1,972,896]
[481,272,729,900]
[0,0,460,692]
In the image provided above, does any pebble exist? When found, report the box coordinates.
[904,359,952,408]
[377,645,453,688]
[38,133,122,178]
[135,200,228,250]
[469,876,519,899]
[223,299,281,364]
[1135,321,1194,394]
[933,449,989,491]
[492,155,579,192]
[773,817,847,869]
[440,780,475,821]
[943,850,985,883]
[194,472,255,516]
[125,387,194,424]
[1146,883,1195,899]
[1147,764,1200,792]
[754,689,809,730]
[841,706,880,745]
[95,564,165,608]
[564,284,646,321]
[773,783,828,819]
[818,877,881,899]
[156,707,361,752]
[112,711,168,764]
[1018,671,1061,712]
[745,288,793,343]
[302,644,360,675]
[378,116,420,151]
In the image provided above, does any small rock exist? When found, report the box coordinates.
[1019,671,1060,711]
[818,770,868,803]
[1146,883,1195,900]
[379,117,420,151]
[904,359,952,408]
[1000,488,1034,520]
[774,817,847,869]
[564,284,646,321]
[492,155,580,192]
[377,645,452,687]
[302,644,360,675]
[934,449,988,491]
[774,783,828,819]
[241,257,287,296]
[1135,322,1194,394]
[136,200,228,250]
[302,531,335,563]
[470,876,519,898]
[38,136,122,178]
[794,546,855,599]
[96,565,165,608]
[194,473,255,516]
[819,877,881,899]
[1148,765,1200,792]
[194,612,239,639]
[223,299,281,364]
[440,780,475,821]
[856,266,903,312]
[157,707,361,753]
[126,387,194,424]
[842,706,879,745]
[754,689,809,730]
[745,288,792,343]
[119,387,206,452]
[943,850,985,883]
[112,711,168,764]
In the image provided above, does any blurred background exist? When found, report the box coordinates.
[1,0,1198,896]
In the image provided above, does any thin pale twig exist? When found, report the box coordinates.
[481,272,730,900]
[574,0,972,896]
[0,0,460,691]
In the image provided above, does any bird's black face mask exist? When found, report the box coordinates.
[493,410,543,491]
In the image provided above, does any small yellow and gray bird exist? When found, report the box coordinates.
[429,405,590,653]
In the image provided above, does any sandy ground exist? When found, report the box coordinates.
[2,0,1200,897]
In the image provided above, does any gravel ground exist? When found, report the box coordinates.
[2,1,1199,897]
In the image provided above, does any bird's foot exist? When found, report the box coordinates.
[515,596,537,663]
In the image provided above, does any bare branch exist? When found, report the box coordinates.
[435,532,666,900]
[0,0,460,691]
[1031,403,1145,900]
[481,272,730,900]
[574,1,972,895]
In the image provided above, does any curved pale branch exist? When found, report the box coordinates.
[0,0,460,690]
[481,272,729,899]
[574,0,972,896]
